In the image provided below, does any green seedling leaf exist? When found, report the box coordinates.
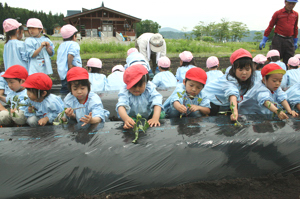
[197,98,202,104]
[181,90,185,95]
[136,113,142,121]
[53,122,60,126]
[177,92,182,98]
[143,121,150,131]
[187,104,191,108]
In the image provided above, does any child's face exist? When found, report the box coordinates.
[128,82,146,96]
[6,78,24,92]
[263,73,283,92]
[71,84,89,103]
[28,27,41,37]
[235,65,252,81]
[183,79,204,97]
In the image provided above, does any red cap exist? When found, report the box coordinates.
[124,64,148,89]
[67,67,88,82]
[261,63,286,78]
[185,67,207,85]
[230,48,252,64]
[1,65,28,80]
[21,73,52,90]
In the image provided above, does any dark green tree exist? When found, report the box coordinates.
[135,20,161,37]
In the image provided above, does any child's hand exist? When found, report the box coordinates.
[188,104,200,112]
[277,111,289,120]
[41,41,46,47]
[10,108,17,113]
[28,106,35,113]
[176,104,187,114]
[80,112,92,126]
[123,117,135,129]
[38,117,49,126]
[288,110,299,117]
[148,118,160,127]
[65,108,75,118]
[230,110,238,121]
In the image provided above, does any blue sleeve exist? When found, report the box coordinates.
[88,93,110,122]
[199,95,211,108]
[286,83,300,108]
[116,86,131,113]
[152,74,160,87]
[68,42,80,56]
[0,72,6,90]
[257,91,273,107]
[46,96,64,123]
[17,41,28,62]
[149,86,163,110]
[223,81,240,100]
[25,38,36,57]
[276,87,287,103]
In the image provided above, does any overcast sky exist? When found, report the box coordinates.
[1,0,294,31]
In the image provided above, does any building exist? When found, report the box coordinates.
[63,2,141,41]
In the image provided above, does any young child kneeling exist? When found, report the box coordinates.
[0,65,28,126]
[64,67,110,126]
[22,73,64,127]
[163,67,210,118]
[116,64,163,129]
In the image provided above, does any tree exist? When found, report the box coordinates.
[230,21,249,42]
[212,18,230,42]
[135,20,161,37]
[192,21,205,40]
[253,32,263,42]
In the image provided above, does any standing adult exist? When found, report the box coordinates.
[135,33,166,75]
[259,0,298,65]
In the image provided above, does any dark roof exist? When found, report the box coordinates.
[64,6,141,21]
[67,10,81,17]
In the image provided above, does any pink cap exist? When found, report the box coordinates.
[206,56,219,68]
[60,24,78,39]
[253,54,267,64]
[266,50,280,58]
[157,57,171,68]
[87,58,102,68]
[112,65,125,72]
[294,54,300,60]
[3,18,22,32]
[288,57,299,67]
[179,51,193,62]
[26,18,43,29]
[127,48,138,56]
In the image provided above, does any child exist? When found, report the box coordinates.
[25,18,54,75]
[106,65,126,91]
[205,56,224,84]
[3,18,28,71]
[202,48,254,120]
[22,73,64,127]
[176,51,196,83]
[64,67,110,126]
[280,56,300,90]
[252,54,267,83]
[163,67,210,118]
[238,63,298,119]
[266,49,287,71]
[56,24,82,94]
[116,64,163,129]
[285,82,300,112]
[0,70,11,97]
[124,51,151,71]
[86,58,107,92]
[151,57,177,88]
[0,65,28,126]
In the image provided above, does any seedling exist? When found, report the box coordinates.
[230,102,242,127]
[132,113,150,144]
[53,107,85,125]
[266,101,286,119]
[6,96,34,117]
[177,90,202,118]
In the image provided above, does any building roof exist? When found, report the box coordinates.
[64,5,141,22]
[67,10,81,17]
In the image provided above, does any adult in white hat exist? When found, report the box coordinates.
[135,33,166,76]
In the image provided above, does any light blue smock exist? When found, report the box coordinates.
[206,70,224,84]
[6,89,27,111]
[254,70,262,83]
[238,81,287,114]
[280,69,300,90]
[163,83,210,116]
[64,92,110,123]
[0,72,11,95]
[89,73,107,92]
[24,94,64,123]
[270,61,287,71]
[56,41,82,80]
[285,82,300,109]
[25,36,54,75]
[225,66,232,74]
[125,52,151,71]
[116,81,163,119]
[201,74,251,107]
[152,71,177,88]
[3,40,28,71]
[175,65,196,83]
[106,71,126,91]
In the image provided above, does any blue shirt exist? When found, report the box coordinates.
[125,52,151,71]
[116,81,163,119]
[24,94,64,123]
[106,71,126,91]
[89,73,107,92]
[175,65,196,83]
[163,83,210,115]
[56,41,82,80]
[25,36,54,75]
[280,68,300,90]
[152,71,177,88]
[3,40,28,71]
[238,81,287,114]
[254,71,262,83]
[0,72,11,95]
[64,92,110,123]
[206,70,224,84]
[6,89,27,111]
[270,61,287,71]
[286,82,300,109]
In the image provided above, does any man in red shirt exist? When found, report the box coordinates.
[259,0,298,65]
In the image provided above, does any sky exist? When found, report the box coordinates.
[1,0,292,31]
